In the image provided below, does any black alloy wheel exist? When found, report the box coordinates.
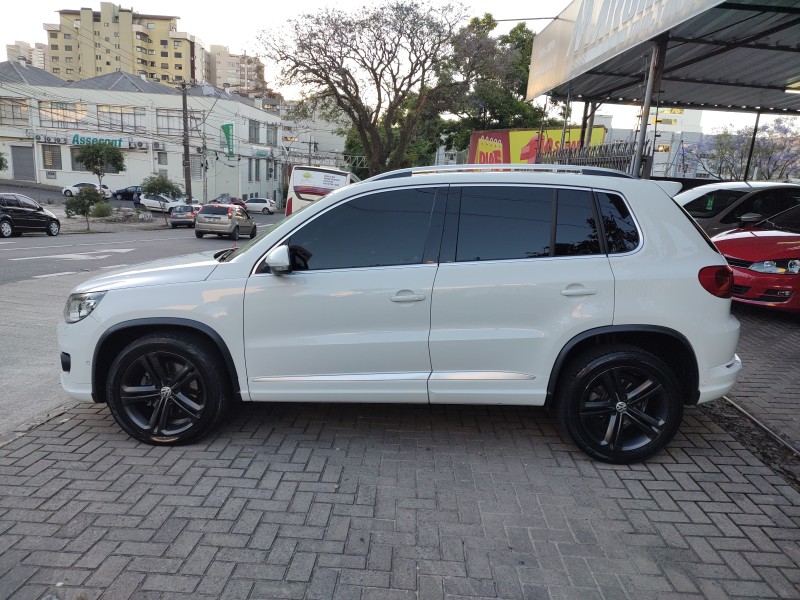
[557,344,683,463]
[106,333,229,444]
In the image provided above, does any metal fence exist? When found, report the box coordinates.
[536,140,650,174]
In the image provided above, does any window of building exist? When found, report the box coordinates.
[156,108,200,135]
[98,105,147,133]
[157,152,167,165]
[174,75,183,81]
[174,52,182,58]
[70,147,121,173]
[41,145,62,170]
[66,68,74,75]
[95,43,101,48]
[161,51,168,57]
[39,101,87,129]
[0,98,29,126]
[174,64,182,70]
[51,44,58,50]
[265,124,278,146]
[190,155,203,180]
[53,67,61,74]
[160,40,168,46]
[161,74,169,80]
[161,63,168,69]
[65,57,73,63]
[174,40,182,48]
[255,158,261,181]
[64,33,72,40]
[248,158,253,182]
[248,119,260,143]
[147,23,156,29]
[52,56,59,62]
[64,45,72,51]
[96,67,102,73]
[114,31,119,37]
[287,189,436,270]
[96,54,102,59]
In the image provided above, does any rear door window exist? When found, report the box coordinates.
[595,191,640,253]
[683,190,748,218]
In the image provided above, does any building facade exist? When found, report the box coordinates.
[0,61,282,202]
[43,2,208,85]
[5,41,49,70]
[209,46,265,92]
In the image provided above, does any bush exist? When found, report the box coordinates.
[90,201,113,218]
[65,186,104,230]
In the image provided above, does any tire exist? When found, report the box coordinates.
[556,344,683,464]
[105,332,231,445]
[195,231,204,238]
[230,226,239,241]
[0,220,13,238]
[116,194,123,200]
[64,190,73,197]
[171,223,177,229]
[262,208,269,215]
[249,224,257,239]
[46,220,60,236]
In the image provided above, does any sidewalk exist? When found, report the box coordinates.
[2,307,800,599]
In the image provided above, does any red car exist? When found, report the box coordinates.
[712,205,800,312]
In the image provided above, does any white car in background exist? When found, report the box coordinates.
[245,197,277,214]
[62,182,112,199]
[139,193,184,213]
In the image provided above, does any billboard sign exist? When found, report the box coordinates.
[468,127,607,164]
[526,0,723,100]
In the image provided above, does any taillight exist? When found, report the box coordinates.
[285,198,292,216]
[188,211,195,217]
[227,207,232,219]
[698,265,733,298]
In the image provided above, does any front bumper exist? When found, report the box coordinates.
[731,268,800,312]
[57,319,97,402]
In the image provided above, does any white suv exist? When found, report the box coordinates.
[58,165,741,463]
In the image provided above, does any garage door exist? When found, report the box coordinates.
[11,146,35,181]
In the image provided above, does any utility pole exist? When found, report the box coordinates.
[181,82,193,202]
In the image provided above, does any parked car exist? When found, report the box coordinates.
[246,197,277,214]
[675,181,800,236]
[62,182,112,199]
[57,165,742,463]
[0,193,60,237]
[114,186,143,202]
[139,194,184,213]
[167,204,202,228]
[712,204,800,312]
[194,203,257,240]
[213,195,248,210]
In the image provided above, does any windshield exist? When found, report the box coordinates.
[759,205,800,233]
[680,189,749,218]
[292,167,349,201]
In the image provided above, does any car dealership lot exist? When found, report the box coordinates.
[2,251,800,598]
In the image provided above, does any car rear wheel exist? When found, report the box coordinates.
[0,220,13,238]
[195,231,204,238]
[262,208,269,214]
[116,193,123,200]
[105,333,230,445]
[64,190,73,197]
[46,220,60,236]
[171,223,177,229]
[557,344,683,464]
[250,224,257,238]
[230,226,239,240]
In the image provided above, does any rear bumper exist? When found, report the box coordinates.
[696,354,742,404]
[196,220,234,234]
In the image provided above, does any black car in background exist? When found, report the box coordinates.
[0,193,60,237]
[114,186,143,203]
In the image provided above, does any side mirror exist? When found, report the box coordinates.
[37,205,44,212]
[264,245,291,275]
[739,212,762,224]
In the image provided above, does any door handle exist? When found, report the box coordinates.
[391,291,426,302]
[561,288,597,297]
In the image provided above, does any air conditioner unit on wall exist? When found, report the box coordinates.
[56,136,67,144]
[34,134,44,142]
[196,147,204,153]
[152,142,164,150]
[45,135,55,143]
[136,141,148,149]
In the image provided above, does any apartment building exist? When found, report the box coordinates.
[209,46,265,92]
[5,41,49,70]
[43,2,208,85]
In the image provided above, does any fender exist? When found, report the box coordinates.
[544,325,699,408]
[92,317,242,402]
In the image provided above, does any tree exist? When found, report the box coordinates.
[75,143,126,188]
[686,118,800,180]
[65,186,104,231]
[0,151,7,172]
[141,174,184,226]
[262,1,468,176]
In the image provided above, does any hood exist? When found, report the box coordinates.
[42,207,57,219]
[713,228,800,262]
[73,250,221,293]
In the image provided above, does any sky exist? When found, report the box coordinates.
[1,0,763,133]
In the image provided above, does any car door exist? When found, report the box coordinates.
[0,195,28,230]
[15,195,47,232]
[428,185,615,406]
[243,186,445,403]
[716,189,780,234]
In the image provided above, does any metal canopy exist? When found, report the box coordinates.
[534,0,800,115]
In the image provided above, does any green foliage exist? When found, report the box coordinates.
[90,201,113,218]
[75,143,126,186]
[65,186,104,230]
[141,173,183,199]
[0,151,7,171]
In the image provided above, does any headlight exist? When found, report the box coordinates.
[64,291,106,323]
[749,259,800,274]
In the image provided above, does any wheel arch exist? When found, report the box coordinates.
[545,325,699,409]
[92,318,241,404]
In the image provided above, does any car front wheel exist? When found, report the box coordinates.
[557,344,683,464]
[64,190,73,197]
[250,224,257,238]
[0,220,13,238]
[116,194,123,200]
[46,220,60,236]
[195,231,204,238]
[105,333,230,445]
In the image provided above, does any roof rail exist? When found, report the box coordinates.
[367,164,635,181]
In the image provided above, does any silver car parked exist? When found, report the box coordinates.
[194,203,257,240]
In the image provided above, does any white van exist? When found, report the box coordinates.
[284,165,360,216]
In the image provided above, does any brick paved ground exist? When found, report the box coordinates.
[3,304,800,600]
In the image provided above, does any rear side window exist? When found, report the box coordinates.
[554,189,601,256]
[200,205,230,215]
[595,192,639,253]
[683,190,747,218]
